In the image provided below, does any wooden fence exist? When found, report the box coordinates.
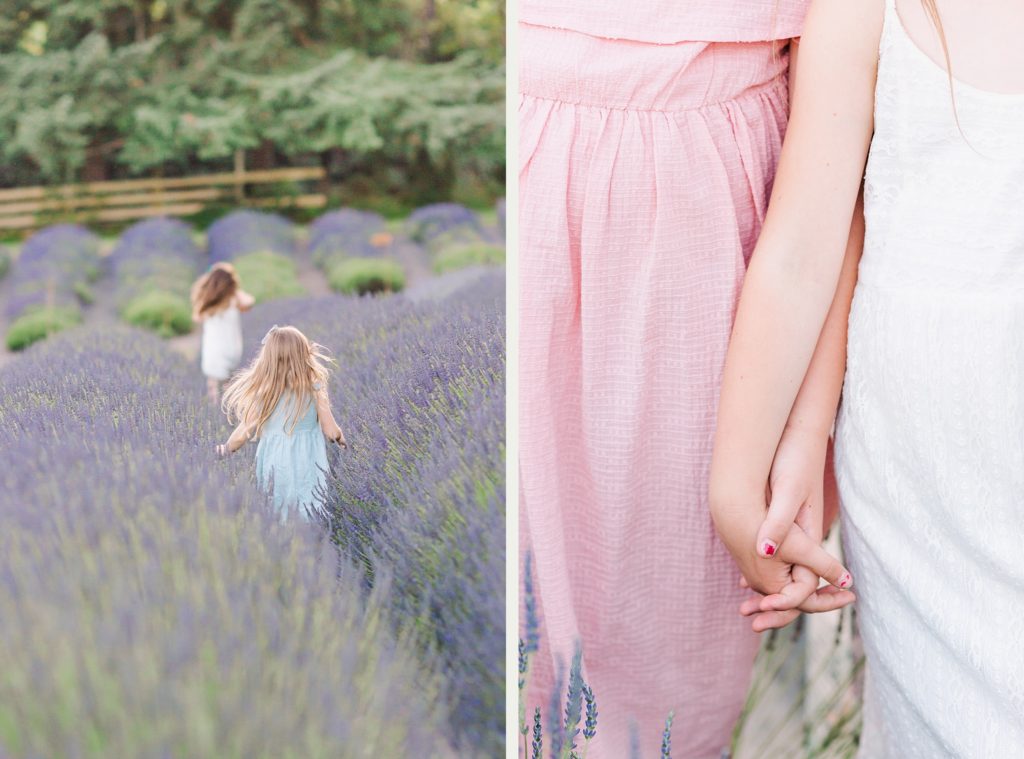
[0,165,327,231]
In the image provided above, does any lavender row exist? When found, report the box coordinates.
[241,272,506,753]
[3,224,102,320]
[0,328,455,758]
[207,210,297,262]
[110,217,204,302]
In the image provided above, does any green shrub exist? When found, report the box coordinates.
[328,258,406,295]
[433,244,505,274]
[72,280,95,305]
[425,226,486,256]
[121,290,193,337]
[0,248,10,280]
[5,307,81,351]
[232,250,307,302]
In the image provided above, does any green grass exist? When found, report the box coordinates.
[121,290,193,337]
[327,258,406,295]
[433,244,505,274]
[0,248,10,280]
[232,251,307,302]
[5,307,82,351]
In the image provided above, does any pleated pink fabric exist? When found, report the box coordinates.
[519,22,797,759]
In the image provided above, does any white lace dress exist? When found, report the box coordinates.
[200,301,243,381]
[835,1,1024,756]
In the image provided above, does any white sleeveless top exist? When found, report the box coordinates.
[200,301,243,381]
[835,1,1024,756]
[860,0,1024,298]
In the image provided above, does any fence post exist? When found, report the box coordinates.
[234,150,245,204]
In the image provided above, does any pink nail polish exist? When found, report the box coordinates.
[762,541,777,557]
[838,572,853,589]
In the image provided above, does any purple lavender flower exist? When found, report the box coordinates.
[4,224,101,319]
[207,210,296,262]
[563,643,585,754]
[241,268,506,753]
[0,327,456,756]
[110,217,203,304]
[404,203,484,244]
[661,712,675,759]
[583,684,598,742]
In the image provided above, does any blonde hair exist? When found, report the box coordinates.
[222,325,332,439]
[191,263,239,320]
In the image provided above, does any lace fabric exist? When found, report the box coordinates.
[836,1,1024,755]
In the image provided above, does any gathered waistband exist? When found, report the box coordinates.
[519,22,789,112]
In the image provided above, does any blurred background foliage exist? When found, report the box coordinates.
[0,0,505,210]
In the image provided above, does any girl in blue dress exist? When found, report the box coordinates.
[216,325,346,521]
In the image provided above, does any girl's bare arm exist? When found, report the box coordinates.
[708,0,880,593]
[218,420,253,456]
[235,290,256,311]
[315,387,346,446]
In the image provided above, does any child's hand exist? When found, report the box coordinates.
[327,426,347,448]
[737,429,855,629]
[738,569,854,632]
[757,425,829,559]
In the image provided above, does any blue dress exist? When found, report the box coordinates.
[254,390,329,521]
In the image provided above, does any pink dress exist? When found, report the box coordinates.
[519,3,808,757]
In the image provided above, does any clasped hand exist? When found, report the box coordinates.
[712,430,855,632]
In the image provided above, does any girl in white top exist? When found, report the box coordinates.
[710,1,1024,755]
[190,262,255,403]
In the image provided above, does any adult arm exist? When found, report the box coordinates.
[708,0,880,595]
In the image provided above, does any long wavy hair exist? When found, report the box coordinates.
[221,325,332,438]
[191,263,239,320]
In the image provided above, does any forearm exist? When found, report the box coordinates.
[710,235,848,507]
[784,190,864,440]
[225,423,251,453]
[709,0,876,516]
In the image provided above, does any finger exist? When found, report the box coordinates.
[751,608,801,632]
[758,565,819,611]
[776,529,853,589]
[756,479,806,558]
[796,587,856,614]
[740,594,766,617]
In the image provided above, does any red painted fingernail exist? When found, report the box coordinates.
[838,572,852,589]
[762,541,777,557]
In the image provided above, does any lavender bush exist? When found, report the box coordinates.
[110,217,204,336]
[307,208,387,266]
[404,203,484,245]
[241,270,506,754]
[207,210,296,262]
[306,208,408,294]
[0,328,456,758]
[3,224,101,320]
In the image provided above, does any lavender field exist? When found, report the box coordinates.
[0,236,505,756]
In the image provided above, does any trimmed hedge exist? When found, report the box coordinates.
[233,251,307,302]
[110,218,204,338]
[122,290,193,337]
[327,258,406,295]
[433,243,505,274]
[5,306,82,351]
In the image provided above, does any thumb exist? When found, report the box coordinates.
[756,478,805,558]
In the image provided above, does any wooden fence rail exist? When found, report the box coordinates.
[0,165,327,231]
